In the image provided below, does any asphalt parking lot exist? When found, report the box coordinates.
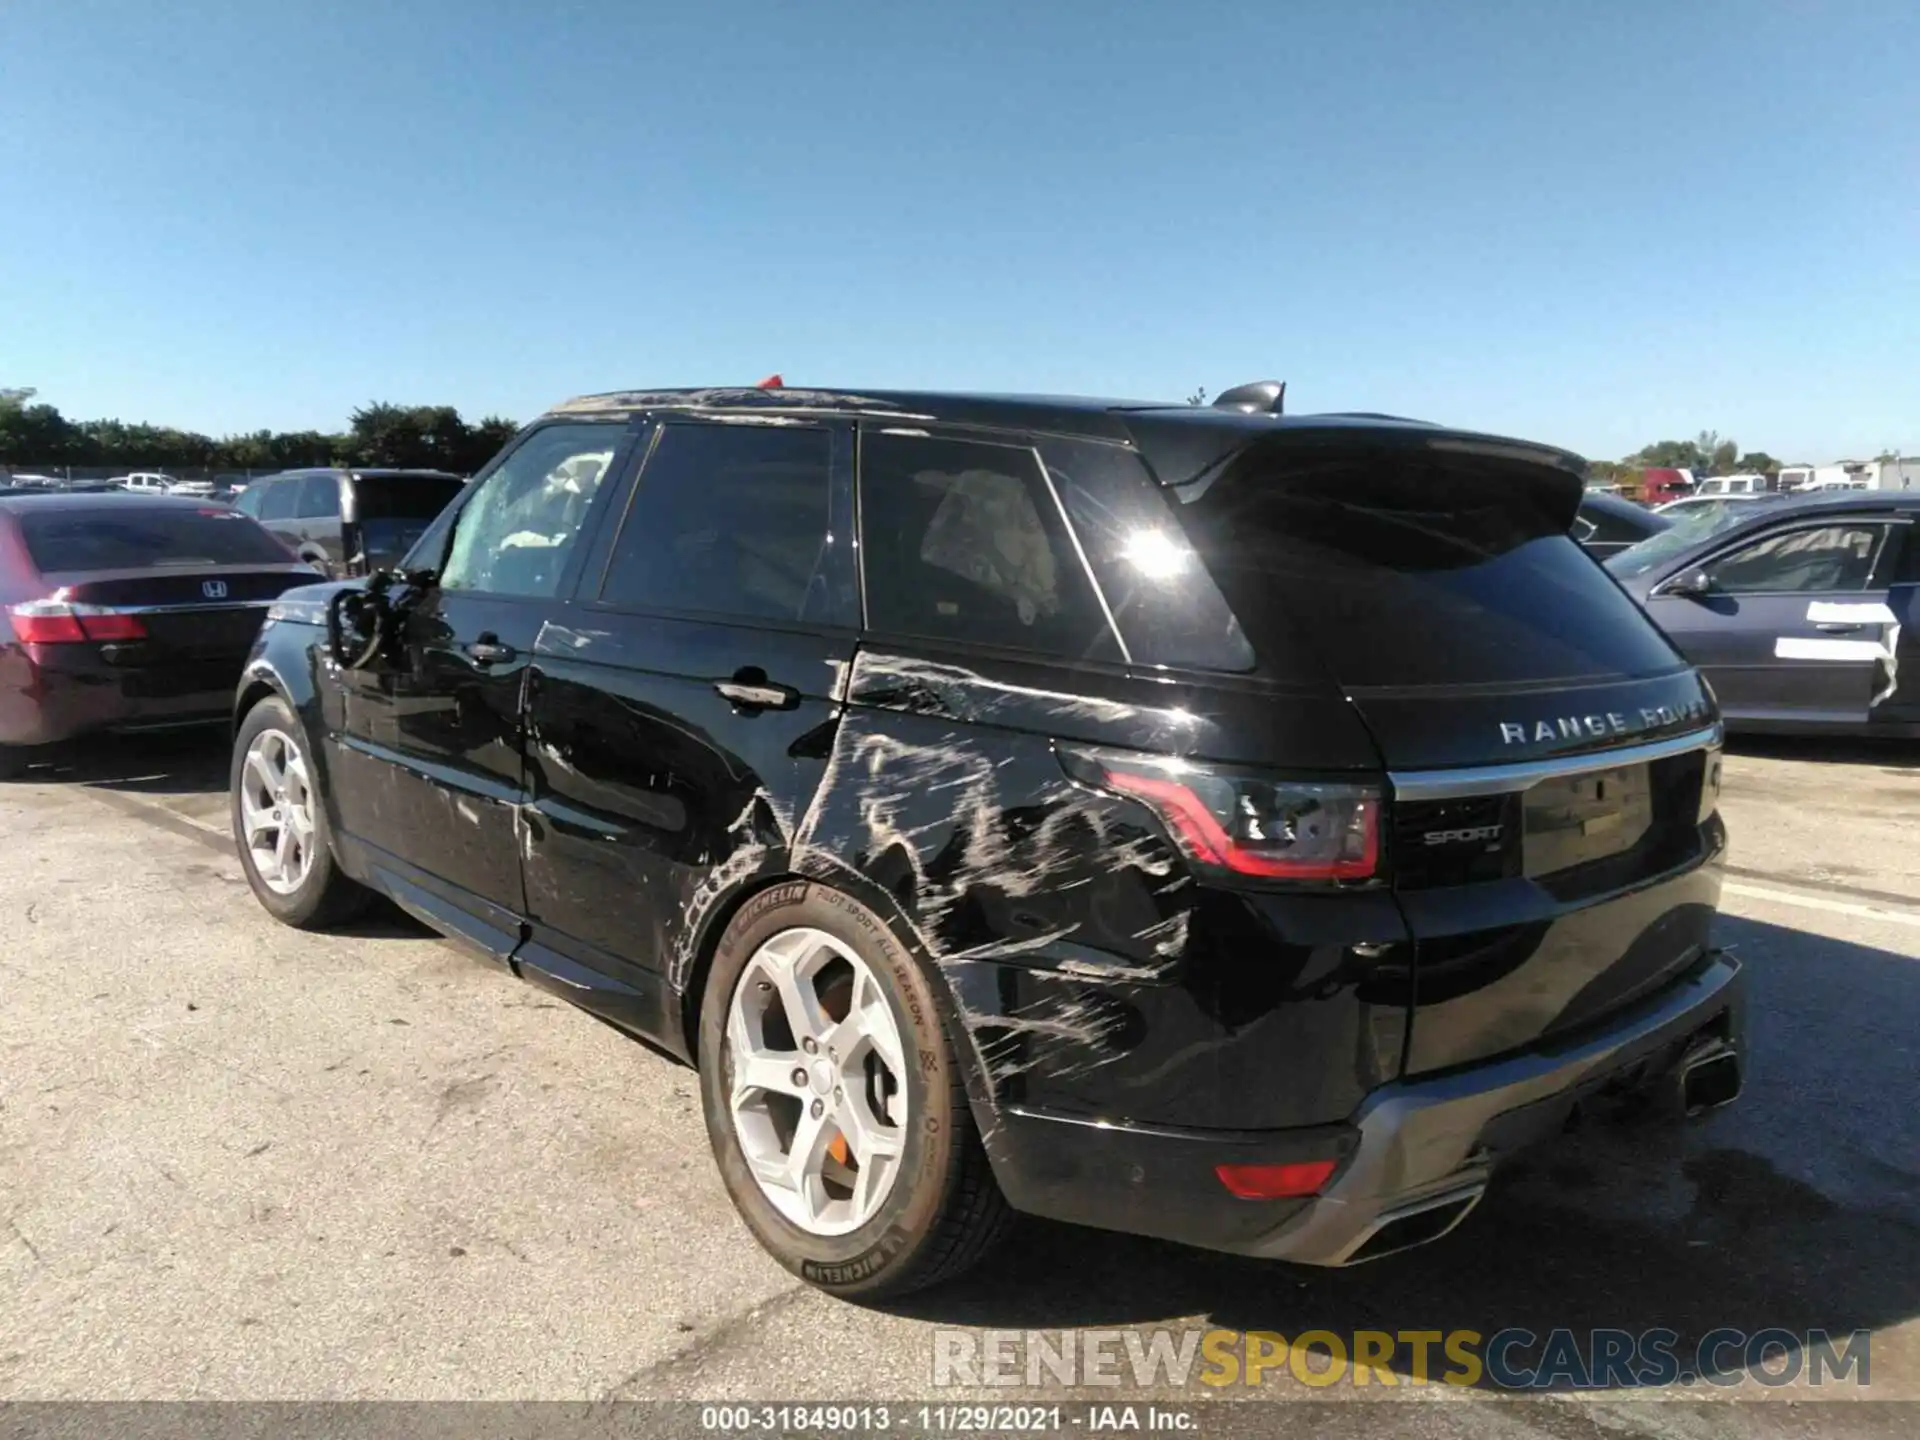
[1,731,1916,1421]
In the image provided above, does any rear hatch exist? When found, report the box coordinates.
[348,473,465,571]
[1154,426,1723,1074]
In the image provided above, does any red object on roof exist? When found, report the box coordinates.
[756,373,784,388]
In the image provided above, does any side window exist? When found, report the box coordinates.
[295,474,339,519]
[597,423,840,625]
[1705,524,1889,594]
[439,423,623,599]
[1042,437,1254,671]
[257,481,298,522]
[859,431,1119,660]
[231,486,265,518]
[1892,527,1920,585]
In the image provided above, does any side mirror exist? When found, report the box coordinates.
[1656,568,1714,600]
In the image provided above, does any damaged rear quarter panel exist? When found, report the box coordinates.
[794,645,1412,1131]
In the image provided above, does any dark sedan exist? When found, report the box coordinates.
[0,494,321,777]
[1607,489,1920,735]
[1574,490,1670,558]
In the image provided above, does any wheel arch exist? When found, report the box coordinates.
[676,862,991,1112]
[232,669,285,737]
[230,655,351,865]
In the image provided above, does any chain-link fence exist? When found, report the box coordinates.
[1,464,289,484]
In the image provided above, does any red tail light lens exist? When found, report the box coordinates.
[9,599,148,644]
[1060,746,1382,882]
[1216,1159,1339,1199]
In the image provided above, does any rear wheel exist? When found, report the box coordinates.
[698,883,1011,1299]
[231,697,371,928]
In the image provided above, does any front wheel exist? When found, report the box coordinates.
[698,883,1011,1300]
[231,697,371,928]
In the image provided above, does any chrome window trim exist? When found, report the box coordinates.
[1390,725,1723,801]
[111,600,277,615]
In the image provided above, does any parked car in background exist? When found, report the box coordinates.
[1573,490,1670,558]
[166,478,218,499]
[1653,494,1790,521]
[228,384,1739,1299]
[231,467,466,577]
[115,472,178,495]
[1692,473,1776,497]
[1608,490,1920,735]
[0,495,319,778]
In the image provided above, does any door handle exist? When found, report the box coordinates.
[465,636,516,665]
[715,670,800,712]
[1815,622,1865,633]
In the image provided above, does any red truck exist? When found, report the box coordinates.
[1638,467,1695,505]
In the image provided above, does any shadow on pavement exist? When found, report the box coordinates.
[19,726,231,796]
[27,728,439,941]
[1728,731,1920,770]
[897,914,1920,1393]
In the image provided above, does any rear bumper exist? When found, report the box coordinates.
[985,950,1744,1264]
[0,652,240,748]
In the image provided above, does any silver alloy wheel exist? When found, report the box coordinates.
[239,727,317,896]
[726,926,909,1236]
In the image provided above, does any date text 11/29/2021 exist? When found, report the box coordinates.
[699,1405,1196,1433]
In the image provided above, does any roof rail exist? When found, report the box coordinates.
[1212,380,1286,415]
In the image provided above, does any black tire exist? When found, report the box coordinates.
[231,696,372,929]
[697,881,1012,1300]
[0,745,26,781]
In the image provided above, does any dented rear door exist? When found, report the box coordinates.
[518,417,859,1027]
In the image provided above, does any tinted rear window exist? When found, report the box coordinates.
[1173,448,1683,686]
[355,475,465,521]
[19,508,293,571]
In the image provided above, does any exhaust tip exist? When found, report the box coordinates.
[1680,1046,1742,1115]
[1345,1186,1485,1264]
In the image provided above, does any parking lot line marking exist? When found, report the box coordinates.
[1722,861,1920,911]
[78,786,233,858]
[1723,879,1920,930]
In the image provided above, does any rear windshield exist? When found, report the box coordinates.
[355,475,465,521]
[19,507,294,571]
[1172,448,1683,686]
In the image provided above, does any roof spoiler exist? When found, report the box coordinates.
[1212,380,1286,415]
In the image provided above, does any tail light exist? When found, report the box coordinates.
[8,598,148,644]
[1059,746,1382,882]
[1216,1159,1338,1199]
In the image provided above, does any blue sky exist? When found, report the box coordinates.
[2,1,1915,462]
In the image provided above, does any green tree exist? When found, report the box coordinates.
[3,392,505,474]
[0,391,80,465]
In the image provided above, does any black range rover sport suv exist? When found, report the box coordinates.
[230,383,1741,1298]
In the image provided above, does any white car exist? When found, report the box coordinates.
[115,472,178,495]
[166,479,217,498]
